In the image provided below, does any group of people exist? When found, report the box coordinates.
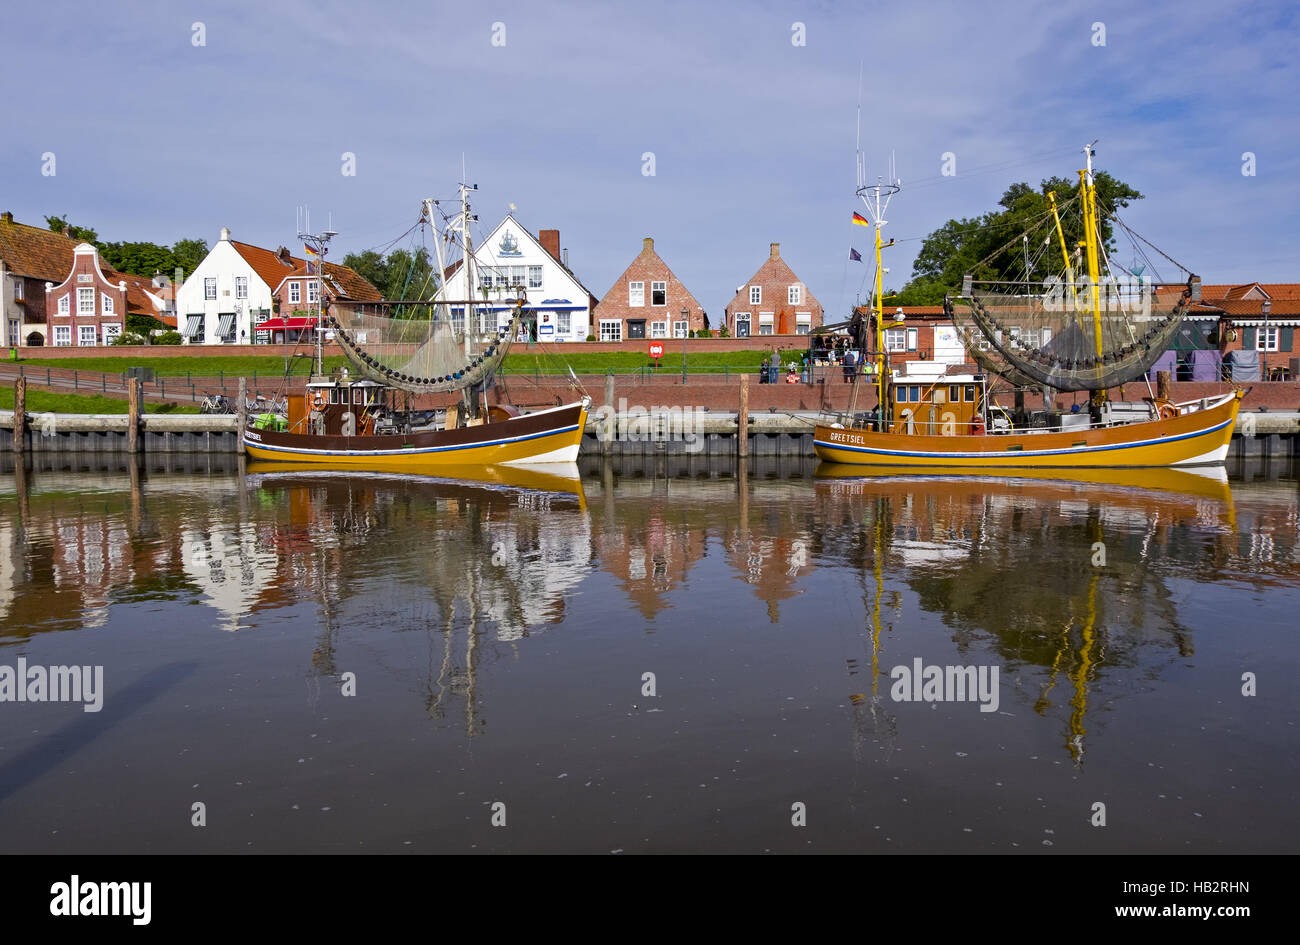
[758,344,874,383]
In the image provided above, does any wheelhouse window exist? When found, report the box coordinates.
[629,282,644,307]
[599,319,622,341]
[651,281,666,306]
[204,277,217,300]
[964,385,976,402]
[949,385,961,403]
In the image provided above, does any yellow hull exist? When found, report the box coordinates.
[243,401,588,470]
[814,391,1241,469]
[245,460,586,501]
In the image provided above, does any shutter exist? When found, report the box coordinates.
[1242,327,1256,349]
[1281,327,1294,352]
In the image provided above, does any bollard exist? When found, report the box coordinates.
[12,376,26,453]
[1156,370,1172,402]
[74,370,78,390]
[738,373,749,457]
[127,377,141,453]
[238,376,247,447]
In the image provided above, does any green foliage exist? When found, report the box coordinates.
[0,387,199,414]
[43,215,207,281]
[898,172,1143,301]
[126,314,164,335]
[171,238,208,280]
[45,214,97,242]
[110,332,147,346]
[341,246,438,300]
[153,331,183,345]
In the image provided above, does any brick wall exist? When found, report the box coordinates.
[593,237,707,338]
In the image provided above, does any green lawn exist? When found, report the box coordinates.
[18,347,809,378]
[0,388,199,414]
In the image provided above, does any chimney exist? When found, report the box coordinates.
[1,211,12,225]
[562,248,569,269]
[642,237,654,254]
[220,227,231,242]
[770,242,780,259]
[539,229,561,261]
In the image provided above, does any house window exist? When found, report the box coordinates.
[673,320,688,338]
[795,313,811,335]
[600,319,622,341]
[78,325,97,346]
[556,311,571,334]
[651,321,667,338]
[734,312,751,337]
[528,266,543,289]
[629,282,644,307]
[789,285,801,305]
[54,326,71,346]
[450,308,465,333]
[289,282,301,304]
[102,293,114,314]
[651,281,666,306]
[204,277,217,300]
[7,319,18,344]
[1256,327,1279,351]
[480,272,494,290]
[58,294,70,315]
[103,324,122,343]
[13,281,23,300]
[307,281,319,303]
[750,286,761,305]
[78,287,94,314]
[235,276,248,299]
[885,328,907,351]
[510,266,526,287]
[907,327,918,350]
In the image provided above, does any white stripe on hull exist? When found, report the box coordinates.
[505,443,580,465]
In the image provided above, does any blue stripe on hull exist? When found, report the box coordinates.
[813,417,1233,460]
[245,423,579,458]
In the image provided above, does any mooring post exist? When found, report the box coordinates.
[604,369,615,409]
[738,373,750,457]
[1156,370,1171,402]
[127,377,141,454]
[237,376,247,446]
[12,376,26,453]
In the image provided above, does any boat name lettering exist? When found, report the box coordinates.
[829,431,866,445]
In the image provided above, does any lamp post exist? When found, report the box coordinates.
[1261,299,1272,380]
[681,306,688,382]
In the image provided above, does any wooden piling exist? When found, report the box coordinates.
[127,377,141,454]
[11,376,25,453]
[1156,370,1172,402]
[738,373,750,457]
[238,376,247,446]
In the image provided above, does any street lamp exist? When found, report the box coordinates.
[1261,299,1272,379]
[681,306,688,382]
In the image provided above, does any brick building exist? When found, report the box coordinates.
[43,243,175,346]
[723,243,823,337]
[593,237,706,341]
[0,210,78,347]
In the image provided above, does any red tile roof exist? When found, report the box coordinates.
[0,215,78,280]
[230,240,382,301]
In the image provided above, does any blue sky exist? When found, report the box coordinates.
[3,0,1296,318]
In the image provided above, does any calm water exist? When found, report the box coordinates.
[0,452,1297,853]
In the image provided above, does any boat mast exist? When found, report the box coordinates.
[298,217,337,378]
[856,155,900,423]
[1078,142,1106,410]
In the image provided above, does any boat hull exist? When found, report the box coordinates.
[243,401,588,469]
[813,391,1242,469]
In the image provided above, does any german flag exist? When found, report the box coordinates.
[852,212,870,227]
[303,244,320,258]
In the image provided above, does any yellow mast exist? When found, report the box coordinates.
[1047,190,1075,307]
[1078,145,1105,363]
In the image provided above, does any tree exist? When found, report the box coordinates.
[45,214,97,242]
[896,172,1143,301]
[99,241,176,278]
[342,247,439,300]
[171,238,208,280]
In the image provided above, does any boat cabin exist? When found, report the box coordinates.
[885,362,988,436]
[288,376,392,436]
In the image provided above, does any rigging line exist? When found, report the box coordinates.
[896,145,1085,189]
[1111,214,1192,277]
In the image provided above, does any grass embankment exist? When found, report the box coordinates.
[20,348,806,378]
[0,388,199,414]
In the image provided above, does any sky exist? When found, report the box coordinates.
[2,0,1296,319]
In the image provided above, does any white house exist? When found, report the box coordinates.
[174,228,279,344]
[436,216,595,342]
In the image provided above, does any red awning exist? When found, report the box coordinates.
[255,316,318,331]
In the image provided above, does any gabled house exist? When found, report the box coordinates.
[43,243,176,346]
[1152,282,1300,380]
[436,216,596,342]
[593,237,706,341]
[723,243,824,337]
[263,247,382,343]
[175,228,380,344]
[0,210,79,347]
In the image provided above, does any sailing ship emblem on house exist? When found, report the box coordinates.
[498,232,521,256]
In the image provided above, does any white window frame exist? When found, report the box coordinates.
[673,320,688,338]
[749,286,761,305]
[788,285,801,305]
[1256,326,1279,351]
[885,328,907,352]
[78,324,98,346]
[629,281,644,307]
[599,319,622,341]
[101,292,114,314]
[907,327,918,350]
[77,287,95,314]
[58,294,70,315]
[54,325,72,346]
[528,265,543,289]
[102,323,122,343]
[13,280,23,300]
[289,282,301,304]
[235,276,248,299]
[204,277,217,300]
[758,312,774,336]
[556,311,571,334]
[307,281,319,304]
[651,281,667,306]
[650,321,667,338]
